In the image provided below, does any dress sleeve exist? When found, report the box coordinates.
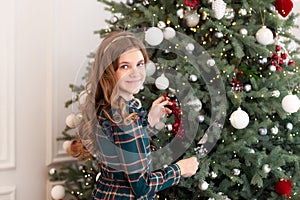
[113,118,181,198]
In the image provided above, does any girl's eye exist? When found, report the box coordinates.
[137,62,144,67]
[119,65,128,69]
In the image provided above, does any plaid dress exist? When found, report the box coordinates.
[92,98,181,200]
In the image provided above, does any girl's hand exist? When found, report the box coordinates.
[176,157,199,177]
[148,96,173,127]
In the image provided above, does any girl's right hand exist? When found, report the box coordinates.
[176,156,199,177]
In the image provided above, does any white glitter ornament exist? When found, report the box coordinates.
[262,164,271,173]
[238,8,247,16]
[286,122,293,130]
[229,107,249,129]
[145,27,164,46]
[215,32,224,38]
[163,27,176,40]
[65,113,81,128]
[198,181,209,190]
[269,65,277,72]
[51,185,66,200]
[233,168,240,176]
[271,126,279,135]
[272,90,280,98]
[255,26,274,45]
[212,0,227,20]
[281,94,300,113]
[177,8,184,18]
[187,98,202,112]
[186,43,195,52]
[155,74,169,90]
[197,115,205,123]
[189,74,198,82]
[207,59,216,66]
[244,84,252,92]
[239,28,248,35]
[185,11,200,27]
[146,61,156,76]
[224,8,235,19]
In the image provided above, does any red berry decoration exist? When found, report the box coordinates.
[274,0,294,18]
[184,0,201,9]
[275,179,292,199]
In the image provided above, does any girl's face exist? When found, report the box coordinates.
[115,48,146,100]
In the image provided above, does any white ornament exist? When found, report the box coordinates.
[229,107,249,129]
[145,27,164,46]
[210,171,218,179]
[215,32,223,38]
[197,115,205,123]
[185,11,200,27]
[249,149,255,154]
[224,8,235,19]
[65,113,81,128]
[51,185,66,200]
[281,94,300,113]
[239,28,248,35]
[186,43,195,52]
[155,74,169,90]
[286,122,293,130]
[262,164,271,173]
[146,61,156,76]
[269,65,277,72]
[187,98,202,112]
[272,90,280,98]
[96,172,101,181]
[244,84,252,92]
[271,126,279,135]
[177,8,184,18]
[238,8,247,16]
[233,168,240,176]
[207,59,216,66]
[49,168,56,175]
[157,21,166,29]
[212,0,227,20]
[62,140,72,152]
[199,181,209,190]
[189,74,198,82]
[163,27,176,40]
[78,90,88,105]
[255,26,274,45]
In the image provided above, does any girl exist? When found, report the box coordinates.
[72,31,199,199]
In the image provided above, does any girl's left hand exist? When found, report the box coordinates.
[148,96,173,127]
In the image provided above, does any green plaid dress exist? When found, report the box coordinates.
[92,98,181,200]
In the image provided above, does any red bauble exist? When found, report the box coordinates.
[276,66,283,71]
[275,179,292,199]
[288,60,296,66]
[184,0,201,9]
[274,0,293,18]
[276,45,281,51]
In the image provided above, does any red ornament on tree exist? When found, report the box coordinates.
[274,0,294,18]
[184,0,201,10]
[275,179,292,199]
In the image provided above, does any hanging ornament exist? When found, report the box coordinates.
[232,168,240,176]
[286,122,293,130]
[49,168,57,175]
[274,0,294,18]
[163,27,176,40]
[155,74,169,90]
[238,8,247,16]
[230,107,249,129]
[142,0,150,6]
[262,164,271,173]
[210,171,218,179]
[146,61,156,76]
[231,78,243,92]
[157,21,166,29]
[239,28,248,35]
[281,94,300,113]
[110,15,119,24]
[256,26,274,45]
[224,8,235,19]
[184,0,201,10]
[215,32,224,38]
[212,0,227,20]
[269,65,277,72]
[271,126,279,135]
[244,84,252,92]
[269,44,293,71]
[272,90,280,98]
[62,140,72,152]
[275,179,292,199]
[189,74,198,82]
[187,98,202,112]
[207,59,216,66]
[186,43,195,52]
[177,8,184,18]
[145,27,164,46]
[258,127,268,135]
[197,115,205,123]
[198,181,209,190]
[51,185,66,200]
[65,113,81,128]
[126,0,135,6]
[185,10,200,27]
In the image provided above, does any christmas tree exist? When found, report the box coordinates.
[49,0,300,199]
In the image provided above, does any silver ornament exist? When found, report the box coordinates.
[262,164,271,173]
[271,126,278,135]
[224,8,235,19]
[110,15,118,24]
[258,127,268,135]
[233,168,240,176]
[286,122,293,130]
[198,181,209,190]
[207,59,216,66]
[215,32,224,38]
[49,168,57,175]
[244,84,252,92]
[239,28,248,35]
[189,74,198,82]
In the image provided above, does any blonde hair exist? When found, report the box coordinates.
[69,31,149,159]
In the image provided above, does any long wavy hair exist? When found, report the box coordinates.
[70,31,149,159]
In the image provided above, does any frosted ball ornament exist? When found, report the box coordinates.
[146,61,156,76]
[258,127,268,135]
[212,0,227,20]
[189,74,198,82]
[269,65,277,72]
[155,74,169,90]
[163,27,176,40]
[49,168,57,175]
[157,21,166,29]
[224,8,235,19]
[126,0,134,6]
[238,8,247,16]
[186,43,195,52]
[198,181,209,190]
[286,122,293,130]
[229,107,249,129]
[262,164,271,173]
[239,28,248,35]
[187,98,202,112]
[65,113,81,128]
[176,8,184,18]
[51,185,66,200]
[255,26,274,45]
[185,11,200,27]
[145,27,164,46]
[272,90,280,98]
[215,32,223,38]
[281,94,300,113]
[207,59,216,66]
[62,140,72,152]
[244,84,252,92]
[233,169,241,176]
